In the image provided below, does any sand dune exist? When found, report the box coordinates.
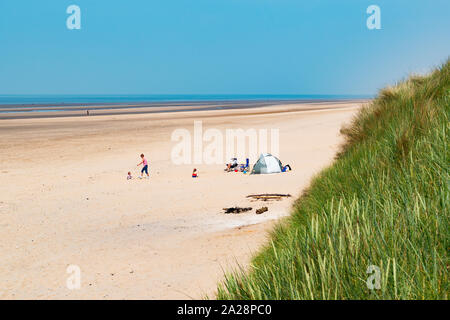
[0,102,361,299]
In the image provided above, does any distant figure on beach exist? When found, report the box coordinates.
[225,158,238,172]
[127,171,132,180]
[192,168,198,178]
[137,154,149,178]
[86,110,89,116]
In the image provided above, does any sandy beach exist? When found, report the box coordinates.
[0,101,361,299]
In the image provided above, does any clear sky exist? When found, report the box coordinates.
[0,0,449,95]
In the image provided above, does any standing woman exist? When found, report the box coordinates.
[137,153,149,178]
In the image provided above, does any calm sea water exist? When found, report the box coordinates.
[0,94,371,106]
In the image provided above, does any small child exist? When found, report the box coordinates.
[192,168,198,178]
[127,171,132,180]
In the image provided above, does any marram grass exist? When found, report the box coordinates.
[216,60,449,300]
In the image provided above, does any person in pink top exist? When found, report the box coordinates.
[137,153,149,178]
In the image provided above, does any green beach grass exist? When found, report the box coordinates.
[216,60,449,300]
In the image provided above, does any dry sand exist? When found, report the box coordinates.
[0,102,361,299]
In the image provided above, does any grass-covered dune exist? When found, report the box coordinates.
[217,60,449,300]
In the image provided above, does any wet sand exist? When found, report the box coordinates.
[0,99,366,119]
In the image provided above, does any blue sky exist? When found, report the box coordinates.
[0,0,449,95]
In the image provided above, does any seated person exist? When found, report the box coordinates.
[192,168,198,178]
[226,158,238,171]
[282,164,292,172]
